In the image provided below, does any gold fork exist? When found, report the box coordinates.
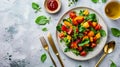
[40,36,56,67]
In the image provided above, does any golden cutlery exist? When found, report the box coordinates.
[47,32,64,67]
[40,36,56,67]
[95,41,115,67]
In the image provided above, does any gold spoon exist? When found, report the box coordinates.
[95,41,115,67]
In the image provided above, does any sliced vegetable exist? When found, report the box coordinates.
[79,39,90,46]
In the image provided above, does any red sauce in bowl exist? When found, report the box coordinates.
[47,0,58,11]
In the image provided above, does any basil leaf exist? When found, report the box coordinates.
[100,29,106,37]
[71,49,79,56]
[56,24,62,32]
[79,65,82,67]
[78,39,90,46]
[91,0,99,3]
[111,28,120,37]
[32,2,39,10]
[41,53,47,63]
[110,60,116,67]
[42,27,48,31]
[79,10,84,16]
[64,47,70,52]
[88,13,96,21]
[35,16,49,25]
[79,26,86,33]
[102,0,107,3]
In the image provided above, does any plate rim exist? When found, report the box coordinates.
[56,7,108,61]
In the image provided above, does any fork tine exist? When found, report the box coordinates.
[40,37,47,46]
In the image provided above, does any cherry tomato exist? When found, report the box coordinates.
[69,11,76,19]
[91,43,97,48]
[61,25,68,32]
[78,46,83,51]
[71,41,78,49]
[95,24,101,30]
[80,51,87,56]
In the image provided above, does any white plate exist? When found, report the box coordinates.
[56,7,108,60]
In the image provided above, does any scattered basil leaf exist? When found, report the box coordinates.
[32,2,41,13]
[68,0,78,7]
[42,27,48,31]
[91,0,99,3]
[35,16,50,25]
[88,13,96,21]
[79,65,82,67]
[71,49,79,56]
[41,53,47,63]
[79,39,90,46]
[56,24,62,32]
[64,47,70,52]
[102,0,107,3]
[79,10,84,16]
[111,28,120,37]
[110,60,116,67]
[100,29,106,37]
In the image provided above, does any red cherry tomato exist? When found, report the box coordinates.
[80,51,87,56]
[69,11,76,19]
[61,25,68,32]
[95,24,101,30]
[91,43,97,48]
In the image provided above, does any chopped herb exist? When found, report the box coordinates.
[78,39,90,46]
[78,65,82,67]
[102,0,107,3]
[91,0,99,3]
[88,13,96,21]
[84,47,93,52]
[41,53,47,63]
[79,26,86,33]
[110,60,116,67]
[111,28,120,37]
[56,24,62,32]
[71,49,79,56]
[32,2,41,13]
[35,16,50,25]
[42,27,48,31]
[68,0,78,7]
[79,10,84,16]
[64,47,70,52]
[100,29,106,37]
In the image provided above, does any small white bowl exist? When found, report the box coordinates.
[44,0,61,14]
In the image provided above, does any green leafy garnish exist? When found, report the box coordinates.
[79,10,84,16]
[41,53,47,63]
[63,37,71,47]
[88,13,96,21]
[91,0,99,3]
[35,16,50,25]
[79,26,86,33]
[32,2,41,13]
[111,28,120,37]
[64,47,70,52]
[78,65,82,67]
[68,0,78,7]
[71,49,79,56]
[102,0,107,3]
[79,39,90,46]
[90,27,97,34]
[100,29,106,37]
[84,47,93,52]
[110,60,116,67]
[56,24,62,32]
[42,27,48,31]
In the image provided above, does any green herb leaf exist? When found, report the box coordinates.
[56,24,62,32]
[32,2,41,12]
[88,13,96,21]
[79,26,86,33]
[79,10,84,16]
[102,0,107,3]
[79,65,82,67]
[84,47,93,52]
[42,27,48,31]
[78,39,90,46]
[110,60,116,67]
[111,28,120,37]
[91,0,99,3]
[100,29,106,37]
[71,49,79,56]
[41,53,47,63]
[35,16,50,25]
[64,47,70,52]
